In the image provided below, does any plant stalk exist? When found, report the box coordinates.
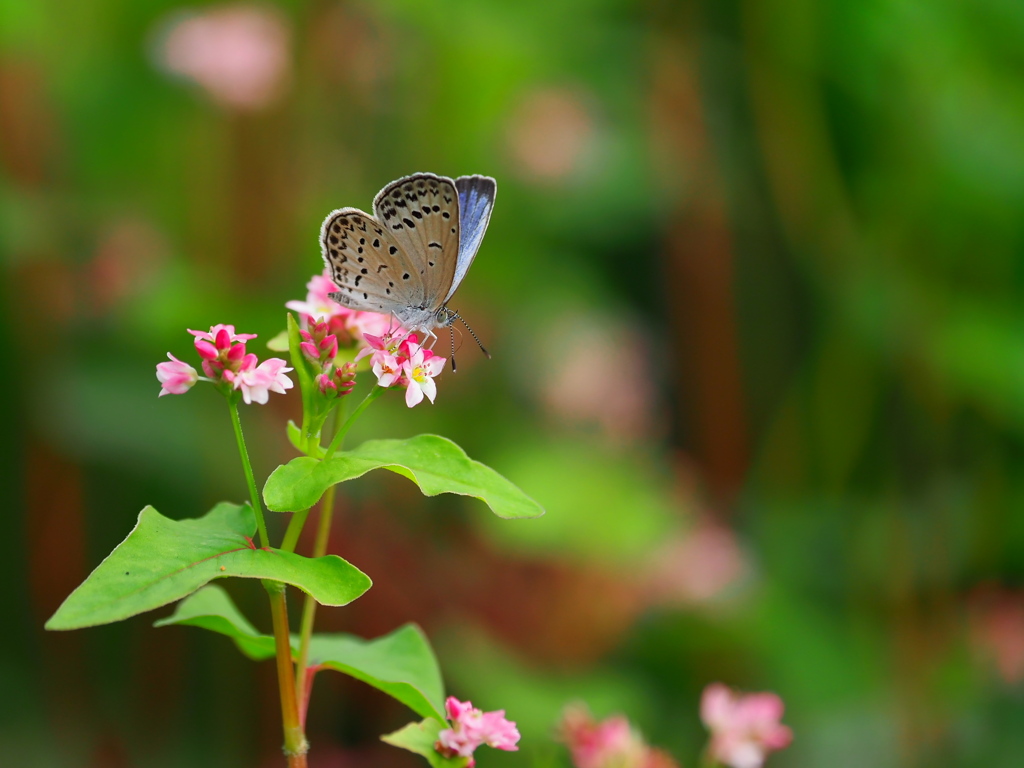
[227,397,270,548]
[324,385,385,458]
[228,397,306,763]
[266,582,308,763]
[293,483,336,721]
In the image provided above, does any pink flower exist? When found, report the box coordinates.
[559,705,677,768]
[371,352,404,389]
[188,323,258,346]
[234,356,294,405]
[402,344,446,407]
[701,684,792,768]
[158,324,293,405]
[435,697,520,766]
[356,329,413,365]
[156,353,199,396]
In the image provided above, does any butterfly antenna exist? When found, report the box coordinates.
[449,325,458,373]
[453,313,491,359]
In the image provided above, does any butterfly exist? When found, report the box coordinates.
[320,172,496,343]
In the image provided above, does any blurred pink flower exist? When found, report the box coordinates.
[645,520,749,606]
[700,684,792,768]
[538,314,658,442]
[159,4,291,111]
[156,353,199,396]
[507,87,597,183]
[968,585,1024,684]
[436,696,520,766]
[559,705,678,768]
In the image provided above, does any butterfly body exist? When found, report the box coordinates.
[320,172,496,337]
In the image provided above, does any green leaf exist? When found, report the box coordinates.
[306,625,447,721]
[381,719,470,768]
[156,585,447,720]
[264,435,545,519]
[153,583,276,659]
[266,329,290,352]
[46,502,371,630]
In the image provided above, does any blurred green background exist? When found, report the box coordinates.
[3,0,1024,766]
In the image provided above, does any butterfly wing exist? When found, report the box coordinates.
[445,175,496,304]
[372,172,461,312]
[320,207,425,314]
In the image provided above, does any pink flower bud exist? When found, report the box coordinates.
[194,339,218,360]
[156,353,199,396]
[214,326,232,350]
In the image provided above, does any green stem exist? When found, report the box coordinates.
[227,396,269,548]
[293,483,337,723]
[229,397,306,763]
[279,507,310,554]
[324,386,385,459]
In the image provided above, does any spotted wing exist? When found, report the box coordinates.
[320,207,425,314]
[372,172,461,312]
[446,175,496,304]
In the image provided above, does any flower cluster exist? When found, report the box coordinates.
[287,270,447,408]
[559,705,677,768]
[435,696,520,766]
[155,324,293,405]
[700,684,792,768]
[299,318,357,399]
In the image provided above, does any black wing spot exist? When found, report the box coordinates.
[363,292,368,299]
[376,264,388,272]
[329,235,339,244]
[442,212,450,219]
[432,205,440,212]
[428,261,435,267]
[358,257,364,263]
[421,206,430,214]
[396,199,407,208]
[383,211,392,220]
[386,288,391,295]
[403,273,410,280]
[444,195,452,203]
[429,242,442,249]
[355,275,362,286]
[330,248,339,257]
[357,247,363,254]
[389,246,398,255]
[391,190,401,199]
[412,211,422,219]
[403,218,414,227]
[359,237,365,244]
[388,281,394,287]
[332,223,341,234]
[361,268,368,274]
[451,227,456,233]
[373,238,380,248]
